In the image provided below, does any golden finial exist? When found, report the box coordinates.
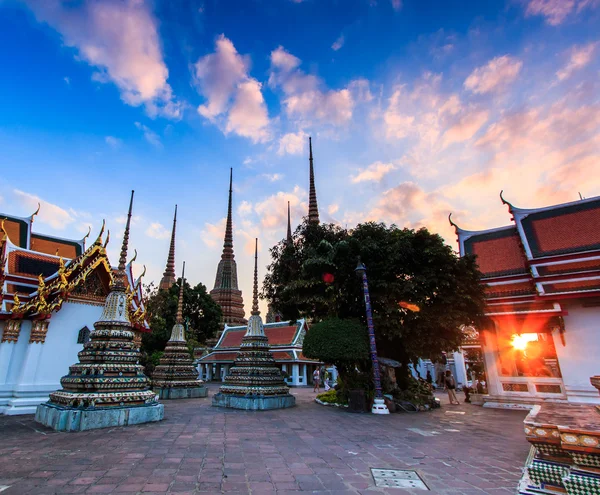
[55,248,59,256]
[94,219,106,245]
[129,249,138,265]
[0,218,7,243]
[82,225,91,249]
[38,274,45,290]
[30,203,41,223]
[103,230,110,248]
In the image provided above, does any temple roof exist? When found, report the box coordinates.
[0,217,149,330]
[453,194,600,302]
[1,210,87,257]
[215,319,306,349]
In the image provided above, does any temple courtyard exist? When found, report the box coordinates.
[0,385,529,495]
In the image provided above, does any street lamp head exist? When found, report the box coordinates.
[355,258,366,277]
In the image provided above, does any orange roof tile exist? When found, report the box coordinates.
[537,259,600,276]
[30,235,78,258]
[265,325,298,345]
[543,279,600,294]
[523,204,600,257]
[218,325,299,348]
[485,281,535,298]
[468,230,528,277]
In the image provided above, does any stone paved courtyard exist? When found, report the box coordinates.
[0,386,529,495]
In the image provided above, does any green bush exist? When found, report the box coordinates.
[303,318,369,374]
[316,389,347,405]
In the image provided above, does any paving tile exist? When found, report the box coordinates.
[0,386,528,495]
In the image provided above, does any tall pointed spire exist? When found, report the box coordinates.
[286,201,293,244]
[118,190,134,272]
[176,261,185,324]
[36,191,164,431]
[210,169,246,327]
[224,168,234,253]
[213,239,295,410]
[159,205,178,290]
[152,259,208,400]
[252,239,259,316]
[308,137,320,224]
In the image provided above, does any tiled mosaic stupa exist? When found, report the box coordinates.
[518,374,600,494]
[35,191,164,431]
[212,239,295,410]
[153,262,207,399]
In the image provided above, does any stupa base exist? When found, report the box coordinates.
[212,392,295,410]
[155,386,208,400]
[35,402,164,432]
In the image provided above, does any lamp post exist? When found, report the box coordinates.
[355,260,390,415]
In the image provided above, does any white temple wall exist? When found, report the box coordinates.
[1,302,103,415]
[553,302,600,404]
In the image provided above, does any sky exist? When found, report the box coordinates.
[0,0,599,316]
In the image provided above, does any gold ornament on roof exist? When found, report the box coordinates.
[12,293,21,312]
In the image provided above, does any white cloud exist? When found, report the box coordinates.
[194,35,270,142]
[225,79,270,142]
[105,136,122,149]
[348,79,374,103]
[134,122,161,148]
[391,0,402,11]
[524,0,598,25]
[351,162,396,183]
[24,0,181,119]
[13,189,74,230]
[269,46,354,126]
[328,203,339,215]
[278,130,307,155]
[332,34,345,51]
[63,76,70,85]
[442,109,489,146]
[464,55,523,94]
[254,186,306,230]
[263,173,283,182]
[145,222,170,240]
[238,201,253,216]
[556,42,598,81]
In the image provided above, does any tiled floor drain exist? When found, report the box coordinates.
[371,469,429,490]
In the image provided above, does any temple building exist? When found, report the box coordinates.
[158,205,177,291]
[210,169,246,327]
[35,191,163,431]
[153,262,207,399]
[452,193,600,408]
[212,239,295,410]
[196,318,320,386]
[0,207,148,415]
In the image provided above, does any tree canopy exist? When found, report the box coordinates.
[302,318,369,375]
[262,220,487,373]
[142,279,222,356]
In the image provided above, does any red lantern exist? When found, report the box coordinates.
[322,273,335,284]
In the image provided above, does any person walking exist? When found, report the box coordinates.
[444,370,460,405]
[426,370,433,386]
[313,368,321,393]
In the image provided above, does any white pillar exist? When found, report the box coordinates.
[453,351,468,386]
[302,364,307,385]
[292,364,300,386]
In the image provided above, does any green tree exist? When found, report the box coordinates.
[141,279,222,357]
[262,220,487,380]
[303,318,369,376]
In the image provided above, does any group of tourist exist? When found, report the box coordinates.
[312,367,331,393]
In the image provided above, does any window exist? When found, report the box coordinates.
[77,326,91,344]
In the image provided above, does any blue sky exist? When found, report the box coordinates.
[0,0,598,315]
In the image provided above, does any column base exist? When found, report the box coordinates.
[212,393,295,410]
[372,398,390,415]
[154,386,208,400]
[35,402,164,432]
